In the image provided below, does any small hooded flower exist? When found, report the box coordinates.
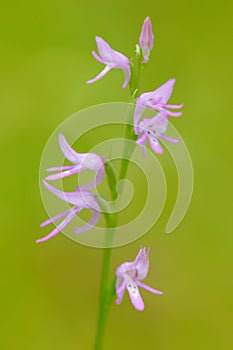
[46,134,105,190]
[86,36,131,88]
[136,112,179,155]
[36,181,101,243]
[134,79,183,134]
[139,16,154,63]
[116,247,163,311]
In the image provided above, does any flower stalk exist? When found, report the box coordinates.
[38,16,183,350]
[94,53,143,349]
[94,227,115,350]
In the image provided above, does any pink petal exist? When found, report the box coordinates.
[135,247,150,280]
[163,103,184,109]
[40,208,72,227]
[134,247,143,261]
[95,36,115,63]
[137,281,163,295]
[134,104,146,134]
[116,261,137,278]
[141,144,147,157]
[166,111,182,117]
[122,69,131,89]
[136,133,147,145]
[73,209,100,234]
[46,166,75,172]
[160,135,179,143]
[58,134,87,165]
[86,65,111,84]
[116,278,127,305]
[151,113,168,134]
[91,50,105,64]
[136,133,147,157]
[88,36,130,86]
[145,78,175,105]
[45,165,83,181]
[36,208,79,243]
[95,36,130,70]
[58,134,104,182]
[42,180,99,209]
[126,279,144,311]
[148,137,163,154]
[77,165,105,190]
[151,96,163,106]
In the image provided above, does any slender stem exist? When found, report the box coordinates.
[118,102,137,182]
[94,52,143,350]
[94,104,136,349]
[118,141,136,181]
[94,227,115,350]
[94,104,137,350]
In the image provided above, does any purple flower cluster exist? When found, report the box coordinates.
[87,17,183,155]
[38,17,183,311]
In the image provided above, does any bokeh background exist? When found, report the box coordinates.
[1,0,232,349]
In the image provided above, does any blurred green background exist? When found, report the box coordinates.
[1,0,232,349]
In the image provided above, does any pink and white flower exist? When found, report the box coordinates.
[86,36,131,88]
[134,79,183,134]
[136,112,179,155]
[116,247,163,311]
[36,181,101,243]
[46,134,105,190]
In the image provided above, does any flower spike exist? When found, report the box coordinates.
[139,17,154,63]
[116,247,163,311]
[87,37,131,88]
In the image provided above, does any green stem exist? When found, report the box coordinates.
[94,105,136,349]
[94,226,115,350]
[94,105,137,350]
[118,101,137,182]
[94,51,143,350]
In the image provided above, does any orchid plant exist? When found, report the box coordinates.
[37,17,183,350]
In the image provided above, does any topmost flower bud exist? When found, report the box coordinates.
[139,17,154,63]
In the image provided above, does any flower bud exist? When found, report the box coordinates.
[139,16,154,62]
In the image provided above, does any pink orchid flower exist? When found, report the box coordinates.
[134,78,183,134]
[116,247,163,311]
[86,36,131,88]
[139,16,154,63]
[36,181,100,243]
[136,112,179,155]
[46,134,105,190]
